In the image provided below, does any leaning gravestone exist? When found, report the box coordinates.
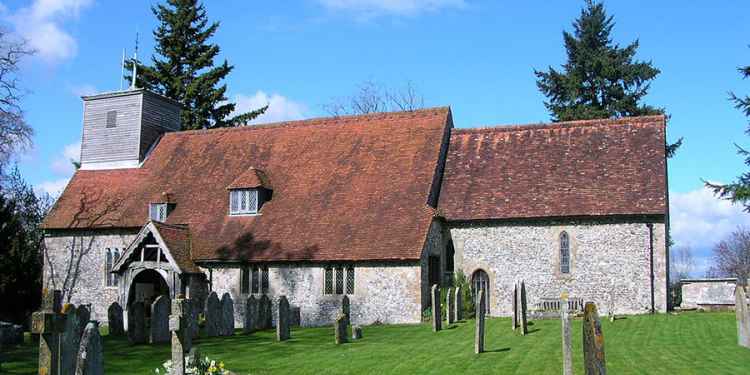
[75,321,104,375]
[561,294,573,375]
[520,281,528,335]
[334,313,348,344]
[151,295,171,344]
[455,286,463,321]
[108,302,125,336]
[431,284,442,332]
[512,282,519,331]
[277,296,291,341]
[352,325,363,340]
[220,293,235,336]
[170,297,192,375]
[475,289,486,354]
[244,295,258,334]
[127,302,147,344]
[61,303,81,375]
[446,287,455,325]
[32,289,64,375]
[341,295,351,327]
[204,292,221,337]
[736,286,750,348]
[582,302,606,375]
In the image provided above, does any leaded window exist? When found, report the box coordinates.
[105,248,120,287]
[251,266,260,294]
[241,267,250,294]
[261,266,269,294]
[229,189,259,215]
[560,231,570,274]
[325,267,333,294]
[324,265,355,295]
[245,266,269,294]
[346,266,355,294]
[149,203,168,222]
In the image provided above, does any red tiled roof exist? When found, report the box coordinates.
[438,116,668,221]
[151,222,201,273]
[43,108,451,262]
[227,168,271,190]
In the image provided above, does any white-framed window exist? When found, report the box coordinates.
[324,265,355,295]
[105,248,121,287]
[149,203,168,222]
[229,189,259,215]
[241,265,269,294]
[560,231,571,274]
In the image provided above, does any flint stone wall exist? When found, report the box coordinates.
[450,219,668,316]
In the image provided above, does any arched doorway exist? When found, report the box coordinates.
[471,269,490,314]
[126,269,170,309]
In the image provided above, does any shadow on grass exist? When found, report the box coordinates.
[484,347,511,353]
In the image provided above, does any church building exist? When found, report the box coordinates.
[41,87,669,327]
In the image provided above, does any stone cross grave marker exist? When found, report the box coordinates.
[75,321,103,375]
[151,296,171,344]
[475,289,486,354]
[512,282,518,331]
[127,302,147,344]
[455,286,463,321]
[220,293,235,336]
[352,325,363,340]
[582,302,606,375]
[61,303,81,375]
[561,294,573,375]
[244,295,258,335]
[341,295,351,327]
[107,302,124,336]
[31,289,64,375]
[204,292,221,337]
[277,296,291,341]
[334,313,348,344]
[431,284,442,332]
[446,287,454,325]
[520,281,528,335]
[736,286,750,348]
[170,297,192,375]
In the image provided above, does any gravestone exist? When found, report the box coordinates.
[204,292,221,337]
[290,306,301,327]
[107,302,124,336]
[736,286,750,348]
[259,295,272,330]
[76,305,91,339]
[150,295,171,344]
[341,295,351,327]
[455,286,463,321]
[31,289,64,375]
[276,296,291,341]
[127,302,147,344]
[61,303,81,375]
[187,347,201,370]
[475,289,485,354]
[334,313,348,344]
[244,295,258,334]
[75,321,103,375]
[561,295,573,375]
[220,293,235,336]
[520,281,528,335]
[431,284,442,332]
[352,325,363,340]
[582,302,606,375]
[188,299,200,339]
[170,297,192,375]
[446,287,454,325]
[512,282,518,330]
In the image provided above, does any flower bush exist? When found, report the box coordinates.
[154,355,230,374]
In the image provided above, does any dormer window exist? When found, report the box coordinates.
[229,189,259,215]
[149,203,168,222]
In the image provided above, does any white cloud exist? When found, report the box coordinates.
[50,141,80,175]
[70,83,97,97]
[36,177,70,197]
[231,91,307,125]
[317,0,466,17]
[4,0,93,63]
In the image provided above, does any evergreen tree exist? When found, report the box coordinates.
[535,0,662,122]
[126,0,265,130]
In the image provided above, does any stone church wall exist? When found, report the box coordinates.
[449,218,667,316]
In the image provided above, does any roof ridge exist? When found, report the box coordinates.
[168,106,451,137]
[454,115,666,135]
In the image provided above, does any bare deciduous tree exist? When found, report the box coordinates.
[707,227,750,285]
[0,30,33,170]
[323,80,425,117]
[670,245,696,282]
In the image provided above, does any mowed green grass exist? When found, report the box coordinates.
[3,312,749,374]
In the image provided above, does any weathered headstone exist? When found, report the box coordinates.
[455,286,463,321]
[475,289,486,354]
[31,289,64,375]
[150,295,171,344]
[187,347,201,370]
[512,282,518,331]
[188,299,200,339]
[352,325,363,340]
[341,295,351,327]
[75,321,103,375]
[446,287,455,325]
[290,306,301,327]
[431,284,442,332]
[170,297,192,375]
[203,292,221,337]
[127,302,147,344]
[244,295,258,334]
[220,293,235,336]
[61,303,81,375]
[736,286,750,348]
[334,313,348,344]
[520,281,528,335]
[582,302,606,375]
[259,294,272,330]
[277,296,291,341]
[76,305,91,339]
[561,295,573,375]
[107,302,124,336]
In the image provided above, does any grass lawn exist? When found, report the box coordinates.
[3,312,749,374]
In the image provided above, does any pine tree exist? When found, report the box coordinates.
[535,0,662,122]
[126,0,265,130]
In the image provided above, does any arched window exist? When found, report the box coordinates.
[560,231,570,274]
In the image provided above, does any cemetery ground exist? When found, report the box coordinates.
[3,311,749,374]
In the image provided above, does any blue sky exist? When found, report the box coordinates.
[3,0,750,275]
